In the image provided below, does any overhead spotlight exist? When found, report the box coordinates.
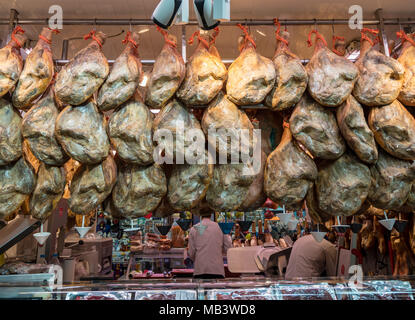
[151,0,184,29]
[175,0,189,25]
[213,0,230,21]
[194,0,220,30]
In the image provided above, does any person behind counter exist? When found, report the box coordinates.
[285,231,337,280]
[186,209,232,279]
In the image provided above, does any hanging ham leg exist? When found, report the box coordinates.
[0,27,27,98]
[97,31,142,111]
[13,28,56,110]
[55,31,109,106]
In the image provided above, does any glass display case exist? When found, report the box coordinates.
[0,276,414,300]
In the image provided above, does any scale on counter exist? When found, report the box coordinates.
[0,215,41,255]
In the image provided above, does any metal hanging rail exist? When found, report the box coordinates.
[4,8,412,65]
[1,18,415,26]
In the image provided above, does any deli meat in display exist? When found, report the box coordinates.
[167,161,213,211]
[0,27,27,98]
[145,29,185,108]
[0,99,22,166]
[30,163,65,222]
[153,99,204,161]
[314,152,371,216]
[367,149,415,210]
[111,163,167,218]
[55,31,109,106]
[97,32,142,111]
[397,31,415,106]
[108,92,154,165]
[22,86,68,166]
[353,29,405,106]
[264,125,317,210]
[201,92,256,159]
[289,94,346,159]
[264,28,308,111]
[226,25,275,105]
[306,30,358,107]
[368,99,415,160]
[176,30,227,106]
[12,28,55,110]
[55,99,110,164]
[336,96,378,164]
[206,163,255,212]
[69,155,117,214]
[0,157,36,219]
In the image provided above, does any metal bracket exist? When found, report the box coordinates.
[375,8,390,56]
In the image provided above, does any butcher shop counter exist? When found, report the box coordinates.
[1,275,415,300]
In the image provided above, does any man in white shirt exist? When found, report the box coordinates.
[187,211,232,279]
[285,234,337,280]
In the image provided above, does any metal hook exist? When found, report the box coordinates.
[314,19,317,31]
[129,19,132,32]
[332,19,335,35]
[93,18,97,31]
[398,18,402,31]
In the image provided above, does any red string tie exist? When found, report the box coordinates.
[209,27,220,46]
[273,18,289,46]
[236,23,256,50]
[396,30,415,47]
[188,30,209,49]
[84,30,102,48]
[307,29,328,47]
[156,26,176,47]
[360,28,379,47]
[39,28,60,44]
[122,31,138,48]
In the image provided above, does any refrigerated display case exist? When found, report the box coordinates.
[1,276,414,300]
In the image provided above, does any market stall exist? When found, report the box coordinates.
[0,0,415,301]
